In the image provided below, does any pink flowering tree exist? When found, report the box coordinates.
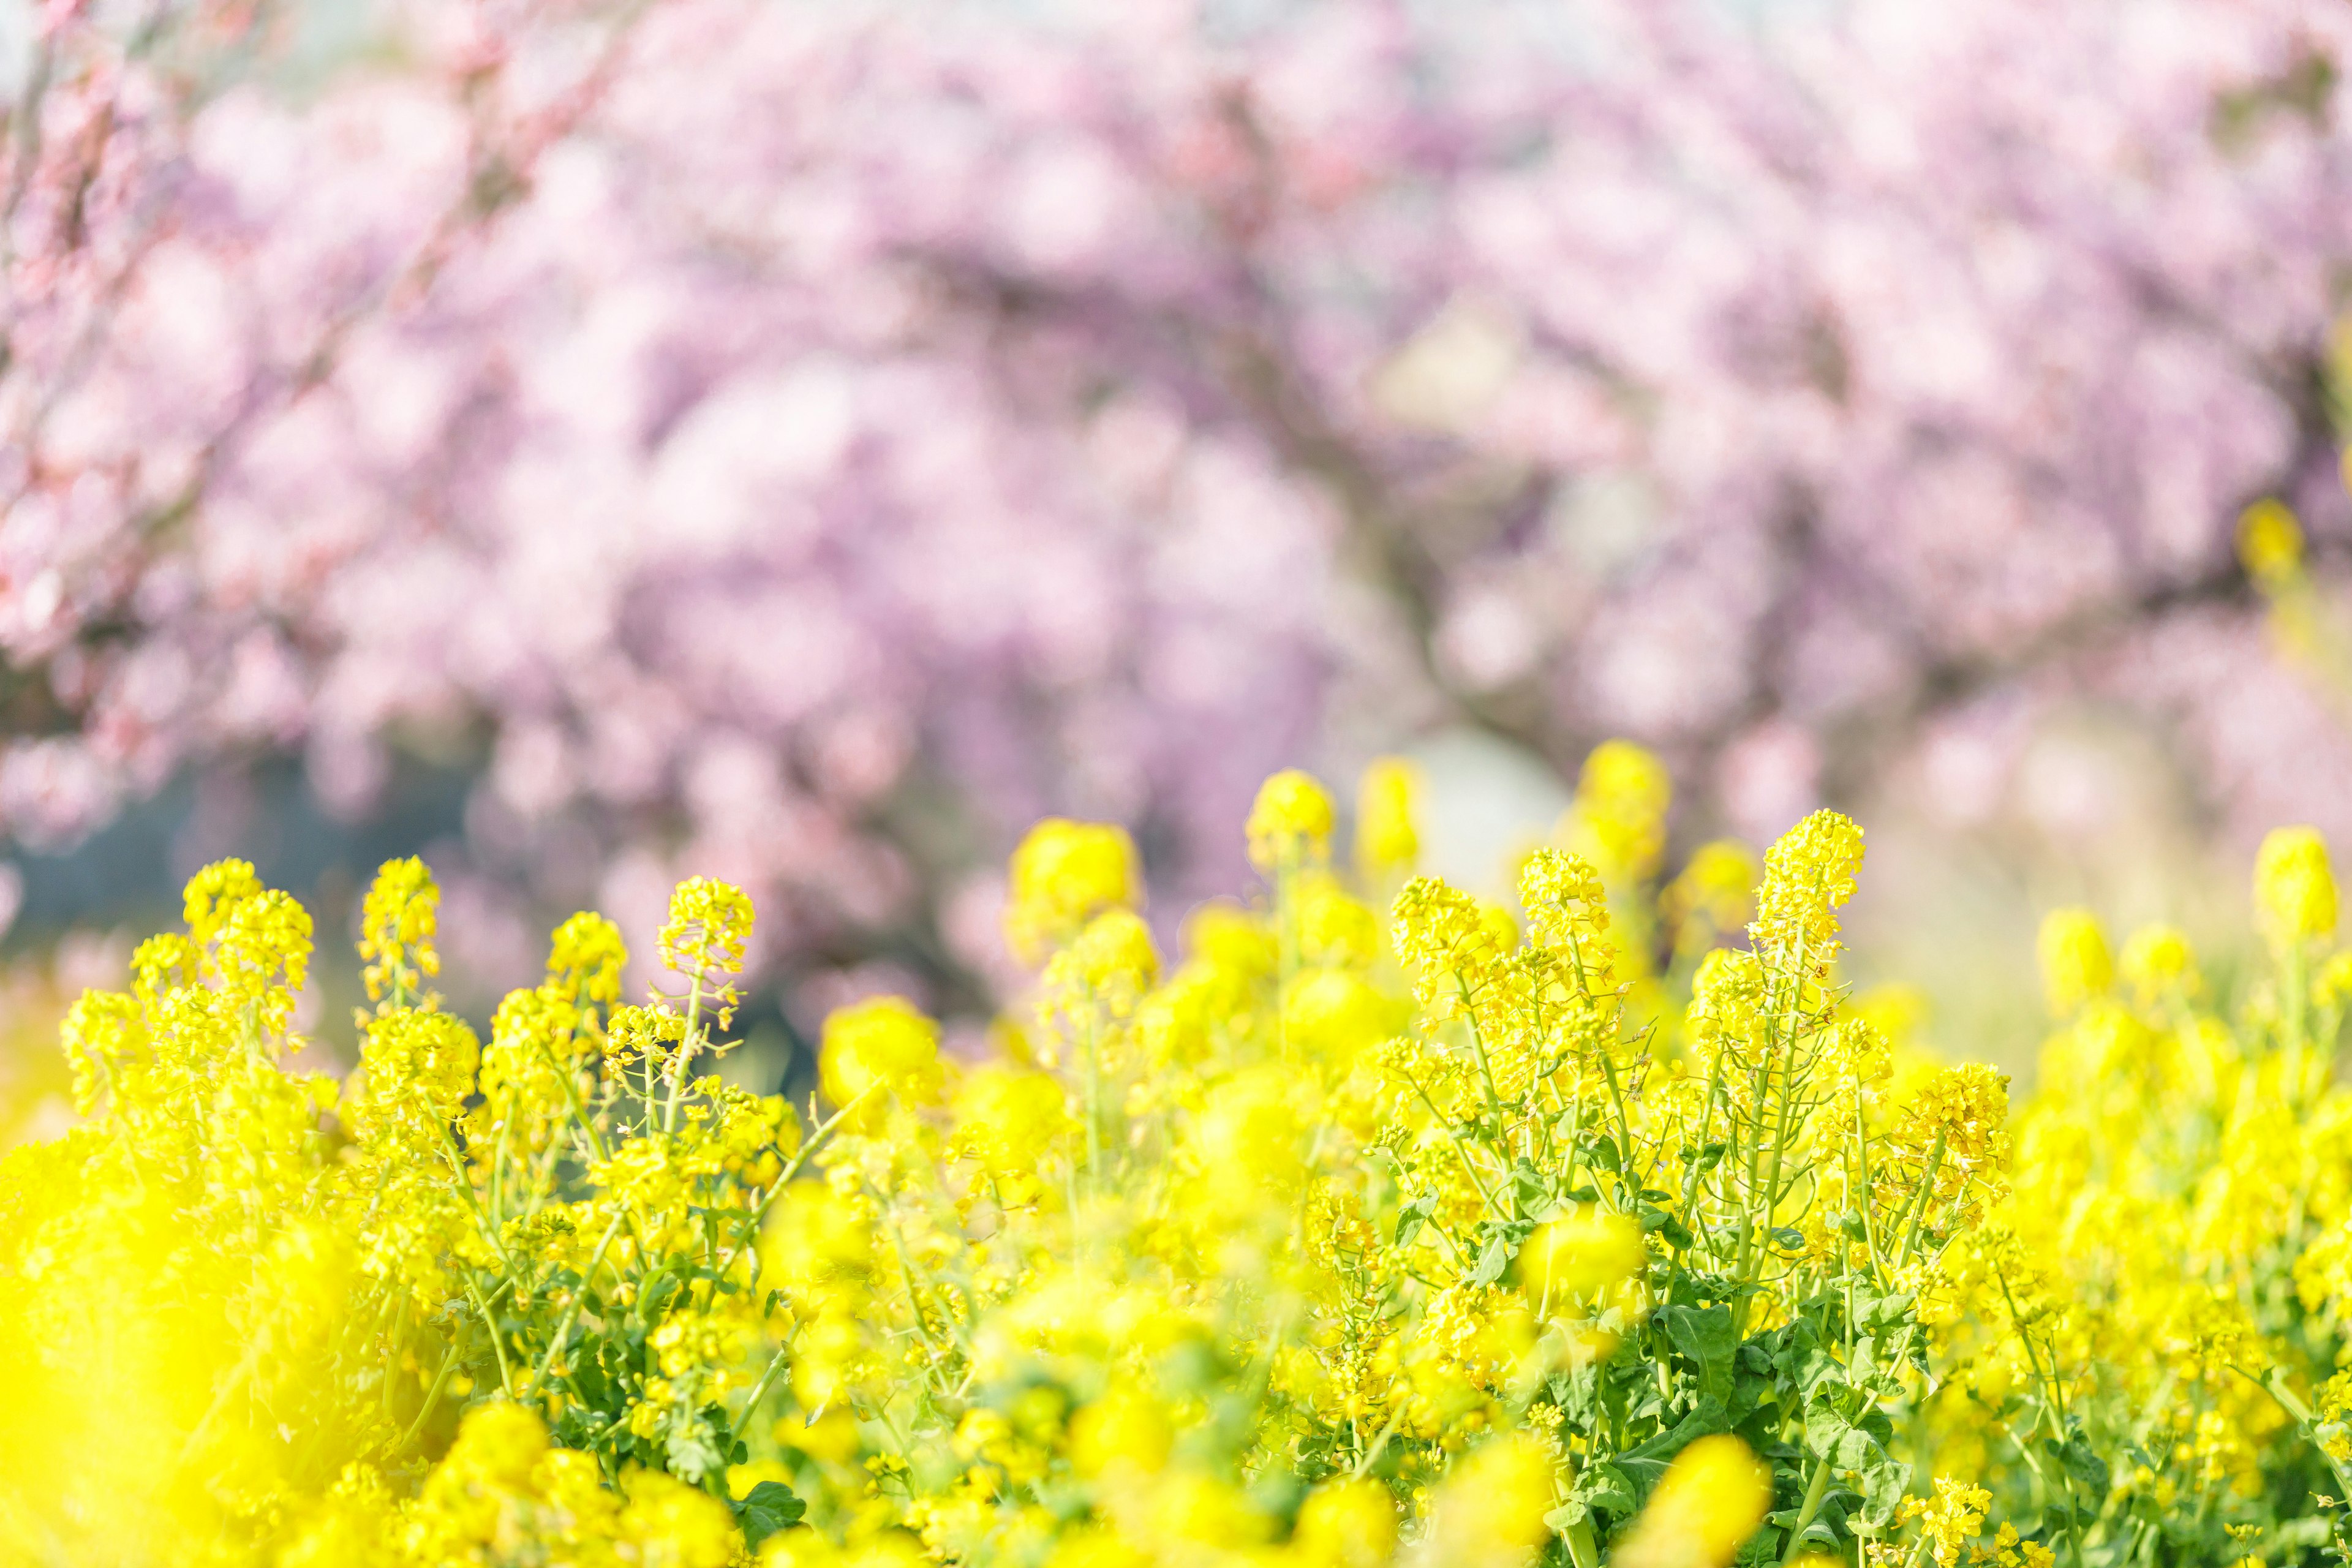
[7,0,2352,1008]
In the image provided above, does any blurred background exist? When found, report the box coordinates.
[7,0,2352,1130]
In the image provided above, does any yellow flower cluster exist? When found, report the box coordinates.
[1929,821,2352,1563]
[18,744,2352,1567]
[3,862,821,1564]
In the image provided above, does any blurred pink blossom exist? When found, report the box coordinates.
[8,0,2352,1003]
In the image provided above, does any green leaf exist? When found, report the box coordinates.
[1617,1396,1731,1498]
[1544,1499,1593,1530]
[1510,1159,1550,1210]
[1548,1462,1637,1529]
[1468,1218,1534,1286]
[2053,1433,2111,1499]
[1395,1193,1437,1250]
[665,1411,729,1482]
[1803,1401,1853,1461]
[1858,1453,1909,1526]
[734,1480,806,1549]
[1637,1204,1694,1250]
[1576,1461,1638,1515]
[1662,1303,1738,1403]
[1469,1231,1516,1287]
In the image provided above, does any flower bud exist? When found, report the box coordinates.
[1248,769,1336,872]
[2037,908,2111,1016]
[2256,826,2337,949]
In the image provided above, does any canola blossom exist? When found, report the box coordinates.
[7,750,2352,1566]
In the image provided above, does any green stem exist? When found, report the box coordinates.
[383,1334,463,1460]
[527,1212,627,1398]
[1349,1405,1407,1479]
[461,1270,516,1398]
[662,971,705,1134]
[1779,1456,1834,1564]
[730,1344,793,1442]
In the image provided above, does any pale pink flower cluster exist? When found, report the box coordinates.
[7,0,2352,997]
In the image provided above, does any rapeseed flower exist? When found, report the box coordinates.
[15,746,2345,1567]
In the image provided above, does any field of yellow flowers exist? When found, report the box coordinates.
[4,744,2350,1567]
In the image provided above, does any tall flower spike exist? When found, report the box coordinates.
[2255,826,2337,951]
[216,889,314,1042]
[1247,769,1336,873]
[1663,839,1760,949]
[1354,757,1421,875]
[1520,848,1617,989]
[1005,818,1139,964]
[658,878,755,1028]
[1567,739,1672,880]
[1391,875,1504,1017]
[183,859,265,949]
[548,911,628,1009]
[1751,810,1864,967]
[2036,908,2111,1017]
[359,857,440,1006]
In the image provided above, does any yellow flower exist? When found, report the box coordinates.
[2255,825,2337,948]
[1040,909,1162,1046]
[2238,497,2303,585]
[2117,922,2196,1005]
[951,1064,1069,1177]
[214,887,313,1039]
[1913,1477,1992,1568]
[1520,848,1615,986]
[1147,1470,1273,1550]
[1189,1065,1304,1213]
[1068,1386,1172,1477]
[1282,967,1398,1061]
[1613,1434,1771,1568]
[1006,818,1140,962]
[548,910,628,1007]
[1292,1477,1396,1568]
[1296,872,1382,970]
[1752,810,1864,963]
[1416,1433,1556,1568]
[1355,757,1422,875]
[1520,1210,1647,1312]
[763,1182,873,1303]
[358,857,440,1003]
[357,1006,481,1121]
[1183,902,1276,976]
[1392,875,1506,1016]
[1038,1530,1151,1568]
[2037,908,2112,1016]
[820,996,941,1113]
[658,876,755,1027]
[1248,769,1337,872]
[619,1468,741,1568]
[1664,838,1759,949]
[1566,739,1672,878]
[183,858,265,946]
